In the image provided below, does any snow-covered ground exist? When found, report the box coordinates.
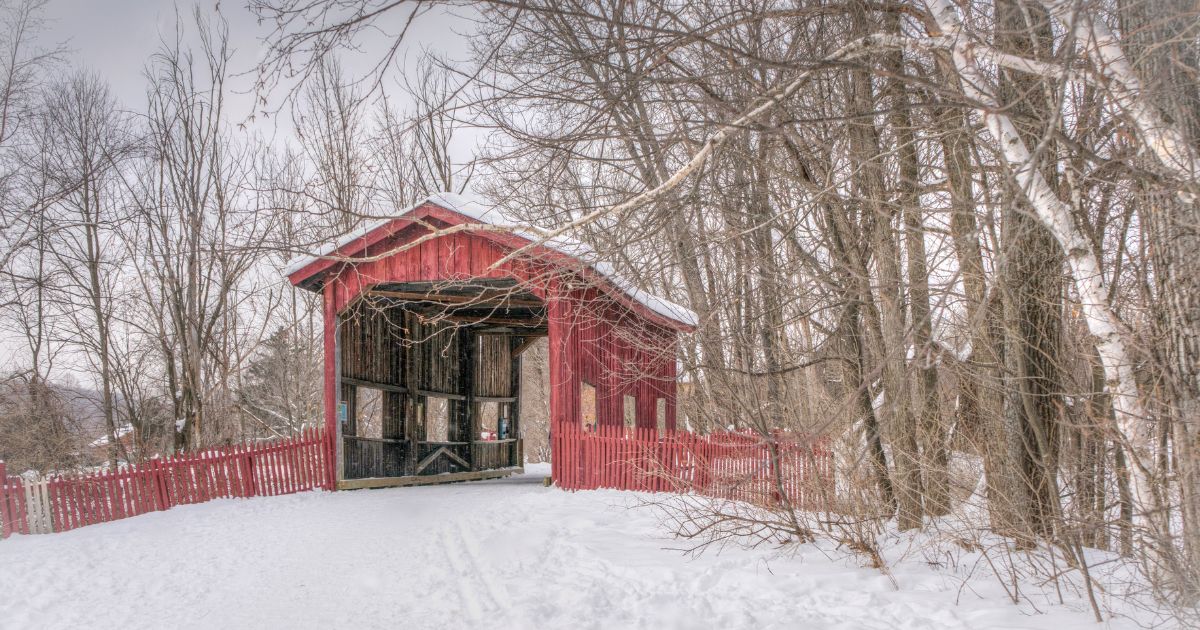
[0,464,1152,629]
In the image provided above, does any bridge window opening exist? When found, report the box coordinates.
[656,398,667,435]
[479,401,499,439]
[477,401,516,440]
[357,387,384,439]
[623,394,636,428]
[423,396,450,443]
[581,381,597,430]
[520,337,551,461]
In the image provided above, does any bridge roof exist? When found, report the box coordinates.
[284,192,698,331]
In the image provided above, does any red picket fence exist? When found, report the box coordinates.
[2,424,831,540]
[0,427,332,539]
[552,423,834,510]
[1,465,26,539]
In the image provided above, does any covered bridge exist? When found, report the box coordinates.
[285,193,697,490]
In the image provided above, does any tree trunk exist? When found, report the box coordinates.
[850,0,922,530]
[937,94,1012,530]
[926,0,1157,550]
[1119,0,1200,599]
[884,9,949,517]
[994,0,1066,540]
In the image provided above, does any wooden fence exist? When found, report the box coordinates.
[1,428,332,539]
[552,423,834,510]
[2,424,832,540]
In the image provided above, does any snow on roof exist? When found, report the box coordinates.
[283,192,699,328]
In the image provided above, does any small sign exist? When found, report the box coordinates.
[337,402,348,424]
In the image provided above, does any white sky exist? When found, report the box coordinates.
[39,0,475,138]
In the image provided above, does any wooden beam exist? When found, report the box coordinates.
[510,334,524,466]
[415,446,472,474]
[434,314,546,327]
[323,283,340,490]
[461,326,476,465]
[369,289,542,308]
[336,467,524,491]
[342,435,408,445]
[474,395,517,403]
[476,328,548,336]
[342,377,408,394]
[416,389,467,401]
[511,336,542,357]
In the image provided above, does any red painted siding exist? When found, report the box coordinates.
[297,205,686,485]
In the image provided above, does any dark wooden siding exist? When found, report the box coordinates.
[408,313,462,394]
[339,301,405,386]
[476,335,513,397]
[343,437,409,479]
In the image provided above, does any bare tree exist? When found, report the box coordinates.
[295,58,373,232]
[135,10,275,450]
[36,72,139,467]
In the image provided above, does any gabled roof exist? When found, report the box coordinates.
[284,192,699,330]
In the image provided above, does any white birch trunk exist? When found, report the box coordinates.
[1041,0,1200,199]
[923,0,1158,531]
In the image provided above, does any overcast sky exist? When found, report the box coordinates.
[38,0,475,138]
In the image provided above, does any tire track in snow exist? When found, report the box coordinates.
[452,518,512,614]
[437,527,487,623]
[439,517,518,623]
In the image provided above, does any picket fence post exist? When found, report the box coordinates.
[11,470,29,535]
[152,458,170,511]
[237,446,251,497]
[0,461,9,540]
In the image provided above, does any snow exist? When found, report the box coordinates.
[282,192,699,328]
[87,424,133,448]
[0,464,1157,629]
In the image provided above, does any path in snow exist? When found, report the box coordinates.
[0,464,1145,629]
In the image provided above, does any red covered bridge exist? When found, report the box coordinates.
[285,193,697,490]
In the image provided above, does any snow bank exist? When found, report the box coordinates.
[0,465,1155,630]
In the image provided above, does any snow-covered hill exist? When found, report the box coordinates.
[0,465,1154,629]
